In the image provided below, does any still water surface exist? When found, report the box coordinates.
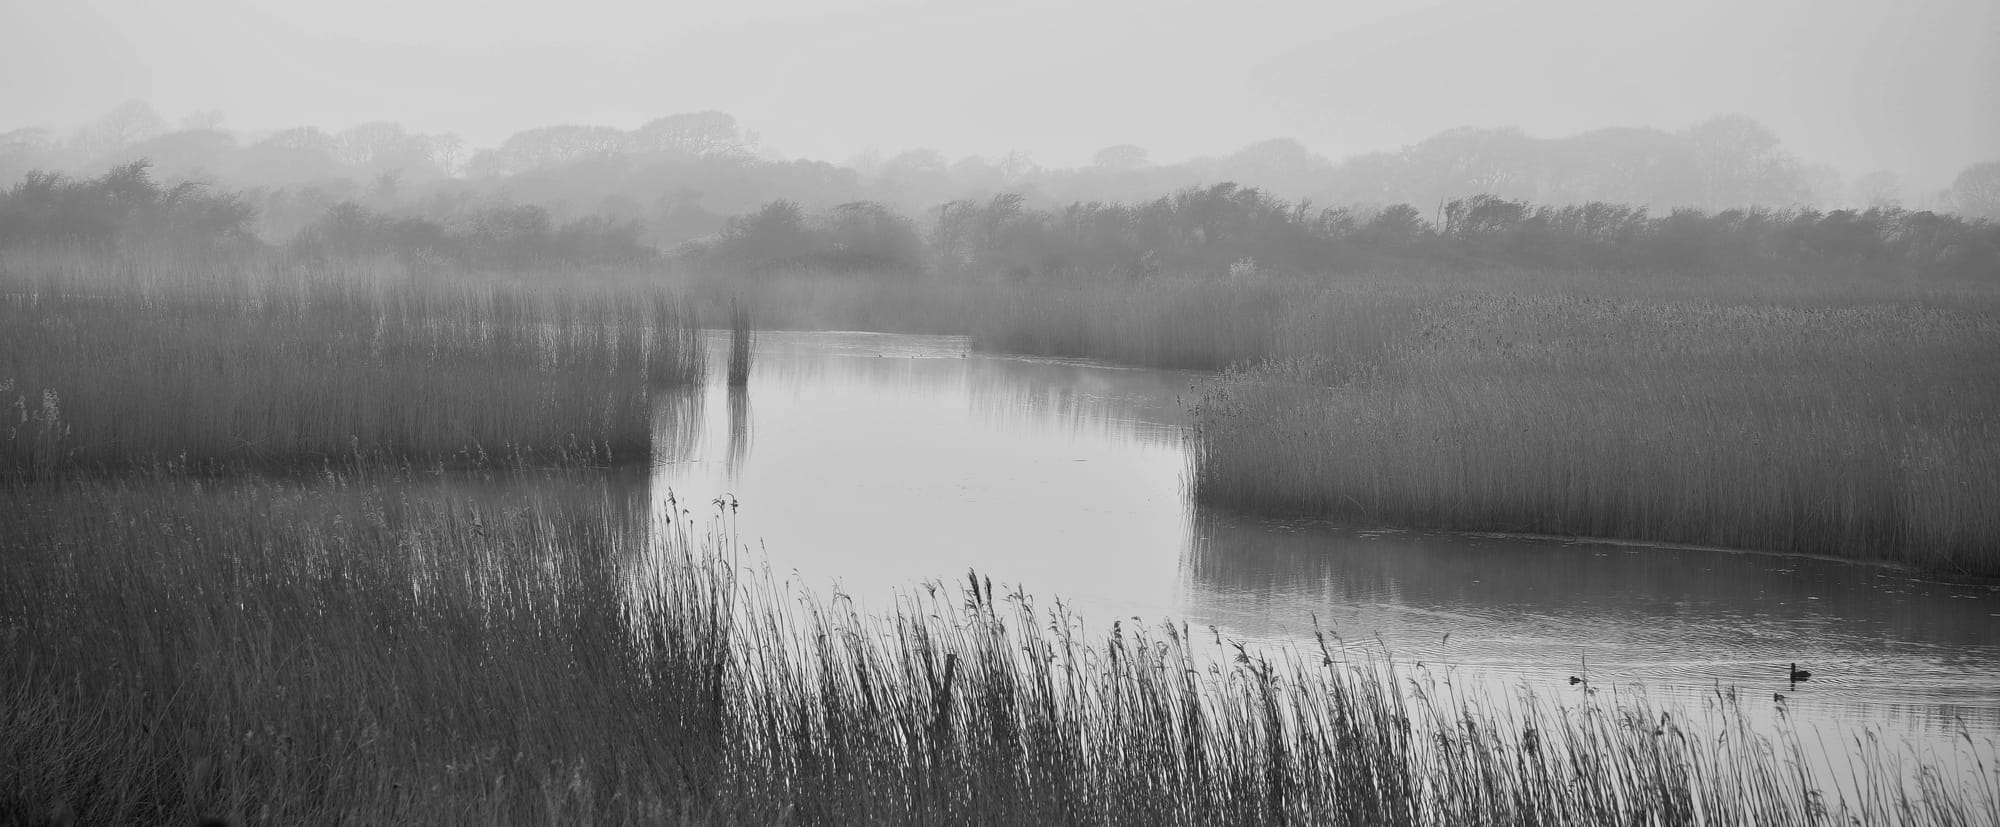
[650,330,2000,759]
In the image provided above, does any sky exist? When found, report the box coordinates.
[2,0,1996,188]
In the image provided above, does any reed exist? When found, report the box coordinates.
[671,268,976,335]
[1192,290,2000,576]
[976,270,2000,575]
[2,475,1990,824]
[0,252,702,478]
[965,275,1353,370]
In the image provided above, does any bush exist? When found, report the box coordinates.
[0,161,254,252]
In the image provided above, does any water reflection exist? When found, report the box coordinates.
[1185,514,2000,734]
[648,329,2000,750]
[651,385,704,468]
[653,331,1189,622]
[725,384,752,479]
[965,360,1198,447]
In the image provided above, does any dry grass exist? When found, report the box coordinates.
[3,474,1991,825]
[5,248,1994,817]
[1,251,702,478]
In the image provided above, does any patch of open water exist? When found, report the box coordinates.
[648,330,1999,783]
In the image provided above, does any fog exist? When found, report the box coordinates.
[3,0,1995,191]
[9,2,2000,822]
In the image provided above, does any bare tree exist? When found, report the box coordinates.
[1949,161,2000,219]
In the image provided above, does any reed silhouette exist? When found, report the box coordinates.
[726,297,754,388]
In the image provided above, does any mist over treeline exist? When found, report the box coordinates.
[7,157,1997,282]
[7,102,2000,244]
[5,101,2000,279]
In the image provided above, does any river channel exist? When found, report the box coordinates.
[648,330,2000,773]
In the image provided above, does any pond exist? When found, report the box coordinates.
[649,330,2000,768]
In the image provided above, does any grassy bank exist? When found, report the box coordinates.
[2,475,1991,825]
[1,252,702,478]
[1191,287,2000,576]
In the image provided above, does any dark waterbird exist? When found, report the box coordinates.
[1568,676,1583,685]
[1789,663,1812,682]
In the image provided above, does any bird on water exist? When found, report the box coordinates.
[1789,663,1812,682]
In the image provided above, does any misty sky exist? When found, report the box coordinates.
[3,0,1996,187]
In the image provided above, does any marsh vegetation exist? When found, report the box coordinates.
[3,144,1997,823]
[2,251,701,479]
[5,476,1993,825]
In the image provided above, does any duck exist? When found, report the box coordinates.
[1788,663,1812,682]
[1568,676,1584,685]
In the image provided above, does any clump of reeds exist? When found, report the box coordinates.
[3,474,1990,824]
[727,297,754,387]
[0,253,703,478]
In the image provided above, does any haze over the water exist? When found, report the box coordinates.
[2,0,1996,187]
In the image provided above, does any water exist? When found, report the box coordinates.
[650,330,2000,764]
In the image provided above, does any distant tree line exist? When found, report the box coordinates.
[694,186,2000,281]
[3,159,1996,279]
[7,103,2000,257]
[687,200,927,275]
[0,162,654,269]
[292,202,653,269]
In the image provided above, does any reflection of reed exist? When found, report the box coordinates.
[1185,511,1404,609]
[727,299,754,387]
[1184,508,2000,732]
[726,383,752,479]
[1187,510,1992,639]
[650,385,705,467]
[964,359,1193,446]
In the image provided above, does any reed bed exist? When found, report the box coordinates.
[1,253,703,478]
[3,475,1990,825]
[671,269,976,335]
[960,275,1336,369]
[972,270,2000,575]
[1193,291,2000,576]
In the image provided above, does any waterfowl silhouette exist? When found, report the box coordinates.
[1788,663,1812,682]
[1568,676,1584,685]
